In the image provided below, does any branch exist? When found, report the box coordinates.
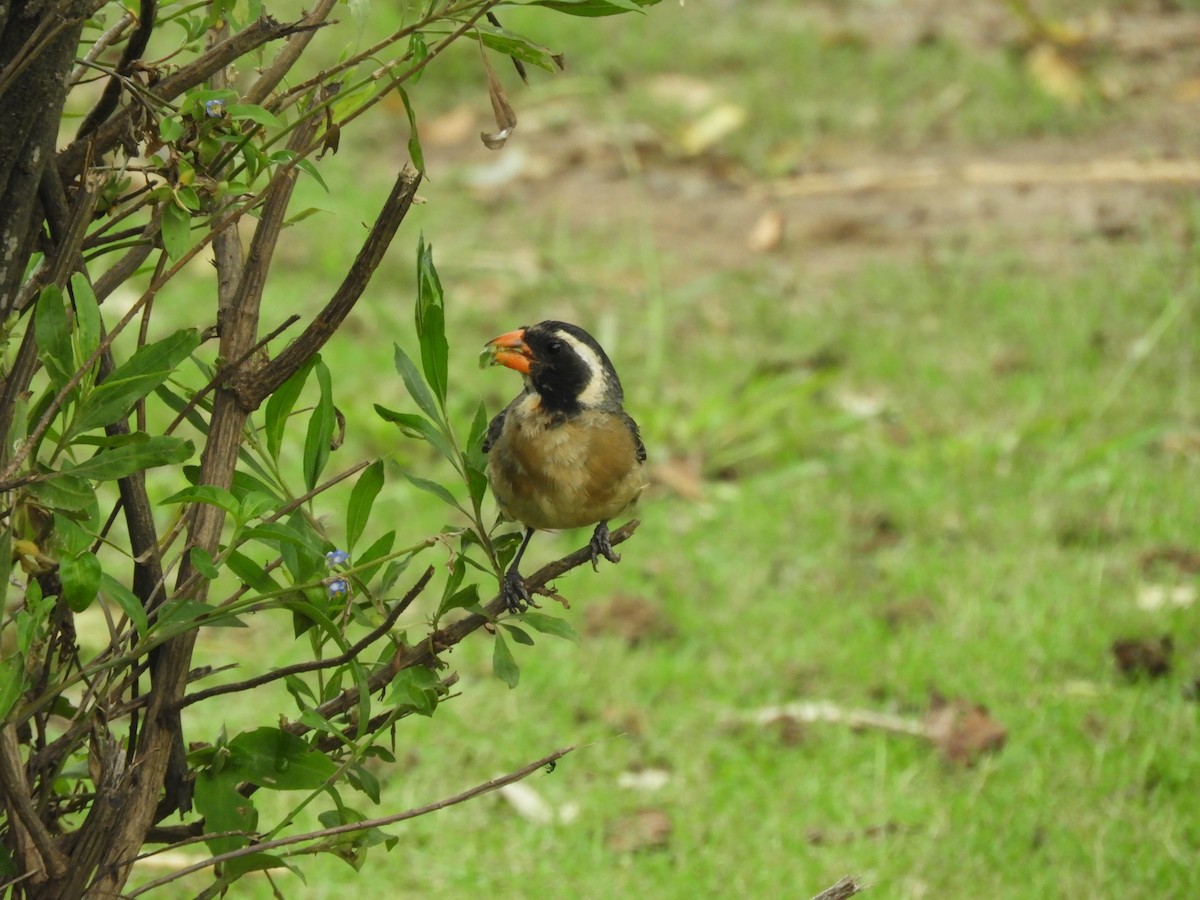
[126,746,575,897]
[0,724,69,880]
[231,165,423,410]
[174,566,434,710]
[56,15,328,179]
[284,520,641,737]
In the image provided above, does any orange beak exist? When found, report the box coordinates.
[483,328,532,375]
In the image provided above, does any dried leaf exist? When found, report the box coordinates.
[678,103,746,156]
[746,208,786,253]
[480,51,518,150]
[606,808,672,853]
[584,594,676,646]
[1112,635,1173,679]
[1025,43,1085,106]
[923,694,1007,767]
[649,455,704,502]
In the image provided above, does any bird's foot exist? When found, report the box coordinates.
[502,568,539,614]
[588,521,621,572]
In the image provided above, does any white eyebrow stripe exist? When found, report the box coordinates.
[556,330,611,409]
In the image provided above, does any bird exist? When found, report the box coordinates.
[481,320,647,613]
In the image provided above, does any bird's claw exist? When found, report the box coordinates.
[588,522,621,572]
[502,569,539,614]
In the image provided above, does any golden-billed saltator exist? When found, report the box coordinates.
[482,321,646,612]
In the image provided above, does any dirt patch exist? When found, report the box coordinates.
[419,2,1200,290]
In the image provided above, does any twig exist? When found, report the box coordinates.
[231,165,422,409]
[740,701,927,738]
[125,746,575,896]
[174,566,434,709]
[811,875,866,900]
[283,520,641,738]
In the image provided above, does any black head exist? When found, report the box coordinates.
[486,320,624,415]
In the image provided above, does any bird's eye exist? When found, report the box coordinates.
[546,340,563,354]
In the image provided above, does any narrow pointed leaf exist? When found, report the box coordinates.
[346,459,384,551]
[72,329,201,435]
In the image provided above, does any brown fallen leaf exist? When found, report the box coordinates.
[606,808,672,854]
[1112,635,1173,680]
[649,454,705,502]
[923,694,1007,767]
[584,595,676,647]
[1139,546,1200,577]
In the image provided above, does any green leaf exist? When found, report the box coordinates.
[492,629,520,689]
[59,552,101,612]
[396,87,424,174]
[24,471,95,511]
[226,103,282,128]
[408,32,428,84]
[228,726,337,790]
[346,459,384,551]
[159,116,185,142]
[518,610,580,643]
[240,522,315,551]
[160,484,241,518]
[401,471,465,514]
[70,273,102,369]
[478,24,565,73]
[501,622,534,646]
[155,384,210,434]
[527,0,655,14]
[156,599,246,630]
[386,666,440,716]
[194,770,256,856]
[161,201,192,260]
[225,549,283,594]
[438,583,479,618]
[264,357,316,462]
[303,361,335,490]
[415,238,448,406]
[72,328,201,435]
[374,407,456,463]
[62,435,194,481]
[35,284,73,388]
[354,530,395,587]
[100,573,149,637]
[391,343,440,423]
[190,546,220,580]
[0,654,27,720]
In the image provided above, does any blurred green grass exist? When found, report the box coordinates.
[131,1,1200,896]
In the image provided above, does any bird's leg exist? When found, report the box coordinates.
[501,527,539,614]
[588,520,621,571]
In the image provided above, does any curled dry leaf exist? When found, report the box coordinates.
[480,51,517,150]
[606,807,672,854]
